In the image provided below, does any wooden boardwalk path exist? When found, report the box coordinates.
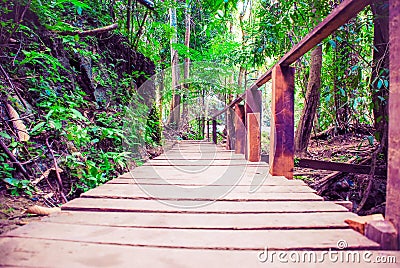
[1,141,399,267]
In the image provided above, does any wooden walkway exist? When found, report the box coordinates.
[1,141,399,267]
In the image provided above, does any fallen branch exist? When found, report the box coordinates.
[5,0,32,45]
[32,167,63,185]
[0,139,30,179]
[356,147,380,213]
[0,64,27,109]
[0,210,10,217]
[293,171,319,177]
[316,157,357,194]
[46,138,68,203]
[311,126,335,139]
[296,158,386,176]
[56,23,118,37]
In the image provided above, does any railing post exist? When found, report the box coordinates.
[234,104,246,154]
[270,65,294,179]
[212,119,217,144]
[247,113,261,162]
[197,117,201,139]
[201,116,205,138]
[207,119,210,141]
[245,89,262,160]
[226,109,236,150]
[387,0,400,249]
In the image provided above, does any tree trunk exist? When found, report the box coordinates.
[180,5,191,132]
[126,0,132,32]
[333,38,350,130]
[238,66,246,91]
[295,45,322,155]
[167,4,181,130]
[371,0,389,154]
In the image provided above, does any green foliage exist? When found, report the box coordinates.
[1,176,35,197]
[0,0,163,199]
[145,104,162,146]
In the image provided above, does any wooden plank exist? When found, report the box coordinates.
[2,222,379,250]
[234,104,246,154]
[120,165,272,182]
[157,154,246,160]
[144,159,267,166]
[270,65,295,179]
[297,159,386,175]
[62,198,349,213]
[166,149,228,153]
[387,0,400,249]
[80,184,322,201]
[246,113,261,162]
[120,168,288,190]
[108,178,306,186]
[3,238,398,268]
[82,183,316,194]
[45,211,354,229]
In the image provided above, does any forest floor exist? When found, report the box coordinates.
[0,193,45,235]
[0,132,386,234]
[294,130,386,216]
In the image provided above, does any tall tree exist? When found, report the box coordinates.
[168,1,181,129]
[371,0,389,153]
[295,45,323,155]
[180,1,191,131]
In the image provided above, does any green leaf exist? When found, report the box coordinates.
[45,110,54,120]
[328,39,336,49]
[50,120,62,130]
[378,96,386,102]
[0,131,11,139]
[377,79,383,89]
[56,0,90,9]
[325,94,332,102]
[70,108,88,121]
[367,136,374,146]
[384,79,389,88]
[30,122,46,133]
[1,177,19,187]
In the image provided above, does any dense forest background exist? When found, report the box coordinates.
[0,0,389,224]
